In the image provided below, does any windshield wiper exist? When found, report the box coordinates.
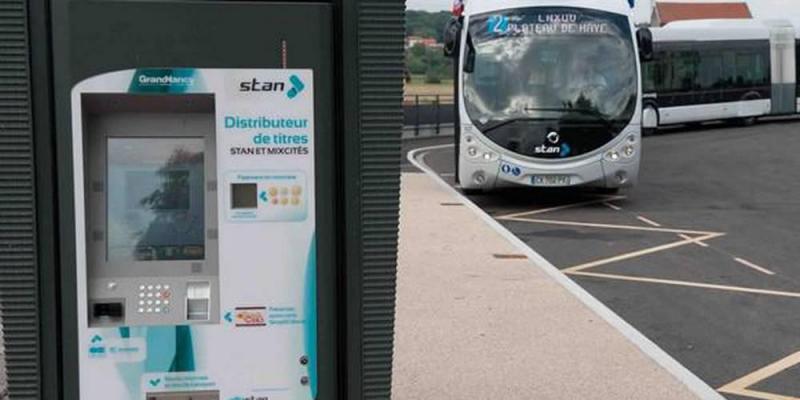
[481,118,544,133]
[524,107,616,130]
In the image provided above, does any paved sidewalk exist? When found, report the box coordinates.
[392,173,702,400]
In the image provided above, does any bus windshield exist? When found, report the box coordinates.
[463,7,637,159]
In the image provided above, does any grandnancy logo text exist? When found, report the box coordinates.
[138,74,194,86]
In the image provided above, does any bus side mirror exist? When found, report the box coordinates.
[464,46,475,73]
[443,17,462,58]
[637,28,654,62]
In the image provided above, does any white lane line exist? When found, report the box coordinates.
[563,233,725,273]
[495,196,626,220]
[734,257,776,276]
[678,234,710,248]
[604,202,622,211]
[503,216,721,236]
[407,144,726,400]
[568,271,800,299]
[718,351,800,400]
[637,215,662,227]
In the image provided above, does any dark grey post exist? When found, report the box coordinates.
[415,95,420,136]
[3,1,405,399]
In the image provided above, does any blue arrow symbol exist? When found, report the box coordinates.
[287,75,305,99]
[91,335,103,343]
[560,143,572,158]
[224,312,233,323]
[259,191,268,203]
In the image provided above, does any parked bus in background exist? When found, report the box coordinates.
[642,19,798,134]
[444,0,652,193]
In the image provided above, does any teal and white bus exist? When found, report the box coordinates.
[445,0,652,192]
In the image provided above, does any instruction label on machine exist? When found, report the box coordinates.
[71,68,317,400]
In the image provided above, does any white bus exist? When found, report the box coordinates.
[642,19,798,133]
[444,0,651,192]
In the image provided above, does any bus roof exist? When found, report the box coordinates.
[464,0,633,18]
[652,19,771,42]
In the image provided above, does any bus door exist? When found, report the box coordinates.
[769,23,796,114]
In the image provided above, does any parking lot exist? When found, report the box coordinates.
[405,119,800,400]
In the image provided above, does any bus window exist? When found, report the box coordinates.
[698,52,723,103]
[722,50,737,93]
[642,62,656,93]
[673,51,699,91]
[736,51,768,87]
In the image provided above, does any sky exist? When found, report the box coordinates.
[406,0,800,21]
[407,0,450,12]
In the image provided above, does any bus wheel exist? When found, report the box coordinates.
[737,116,757,127]
[596,187,620,195]
[460,187,482,196]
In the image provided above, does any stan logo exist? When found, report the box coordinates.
[239,78,285,93]
[238,74,305,99]
[487,15,510,34]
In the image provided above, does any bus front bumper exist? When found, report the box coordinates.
[459,153,639,191]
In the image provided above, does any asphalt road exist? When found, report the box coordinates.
[406,119,800,400]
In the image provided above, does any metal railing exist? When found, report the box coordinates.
[403,94,455,137]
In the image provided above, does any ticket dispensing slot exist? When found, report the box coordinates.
[83,93,219,327]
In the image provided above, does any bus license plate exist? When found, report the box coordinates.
[531,175,571,186]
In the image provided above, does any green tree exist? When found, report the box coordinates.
[406,10,452,42]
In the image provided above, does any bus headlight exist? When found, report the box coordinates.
[605,151,620,161]
[465,135,475,144]
[623,145,635,158]
[467,146,479,157]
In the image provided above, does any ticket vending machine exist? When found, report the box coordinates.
[0,1,405,400]
[74,68,319,400]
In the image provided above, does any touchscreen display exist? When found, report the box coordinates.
[107,137,205,262]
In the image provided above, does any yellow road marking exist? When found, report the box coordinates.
[563,233,724,273]
[603,202,622,211]
[567,271,800,299]
[678,233,710,247]
[718,351,800,400]
[637,215,662,227]
[494,195,626,220]
[503,216,721,236]
[734,257,776,276]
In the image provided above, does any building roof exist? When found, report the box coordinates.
[651,19,770,42]
[656,2,752,26]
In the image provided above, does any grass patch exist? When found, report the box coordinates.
[405,74,454,97]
